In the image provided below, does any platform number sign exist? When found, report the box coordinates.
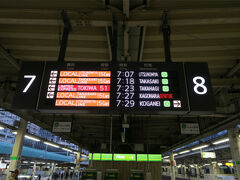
[12,62,45,110]
[22,75,36,93]
[185,63,215,114]
[193,76,207,95]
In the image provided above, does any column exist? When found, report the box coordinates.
[32,161,37,178]
[170,152,176,180]
[196,165,200,180]
[228,126,240,179]
[49,162,55,180]
[7,118,27,179]
[212,162,218,174]
[74,149,81,179]
[182,165,187,178]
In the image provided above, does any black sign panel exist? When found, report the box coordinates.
[37,62,111,113]
[111,62,189,114]
[184,62,215,114]
[36,62,189,114]
[12,61,215,115]
[12,62,44,110]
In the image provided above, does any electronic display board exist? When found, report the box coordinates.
[113,154,136,161]
[101,153,113,161]
[12,61,215,115]
[88,153,92,160]
[92,153,101,160]
[137,154,148,161]
[148,154,162,162]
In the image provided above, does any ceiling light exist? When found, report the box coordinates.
[163,156,169,159]
[62,148,72,152]
[23,161,28,164]
[218,163,223,166]
[24,135,40,142]
[179,150,190,154]
[203,164,210,166]
[12,131,17,135]
[213,138,229,145]
[73,151,78,154]
[192,145,209,151]
[44,142,60,148]
[173,153,178,156]
[0,126,4,130]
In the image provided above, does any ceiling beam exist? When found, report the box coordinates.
[0,17,240,27]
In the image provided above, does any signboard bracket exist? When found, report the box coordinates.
[161,10,172,63]
[58,10,72,62]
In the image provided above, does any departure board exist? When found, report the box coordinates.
[111,62,189,114]
[13,61,215,115]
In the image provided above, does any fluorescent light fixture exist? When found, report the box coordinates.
[213,138,229,145]
[192,145,209,151]
[73,151,78,154]
[24,135,40,142]
[23,161,28,163]
[0,126,4,130]
[218,163,223,166]
[203,164,210,166]
[62,148,72,152]
[44,142,60,148]
[228,160,233,162]
[12,131,17,135]
[4,160,10,163]
[179,150,190,154]
[190,165,194,168]
[173,153,178,156]
[30,162,34,164]
[163,156,169,159]
[212,161,217,164]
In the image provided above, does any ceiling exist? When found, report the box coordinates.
[0,0,240,153]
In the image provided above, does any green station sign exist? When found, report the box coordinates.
[148,154,162,162]
[137,154,148,161]
[88,153,162,162]
[93,153,101,160]
[114,154,136,161]
[88,153,92,160]
[101,153,113,161]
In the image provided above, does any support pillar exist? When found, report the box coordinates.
[32,161,37,178]
[7,118,27,179]
[74,149,81,179]
[212,162,218,174]
[183,165,187,178]
[196,165,200,180]
[170,152,176,180]
[49,163,55,180]
[228,126,240,179]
